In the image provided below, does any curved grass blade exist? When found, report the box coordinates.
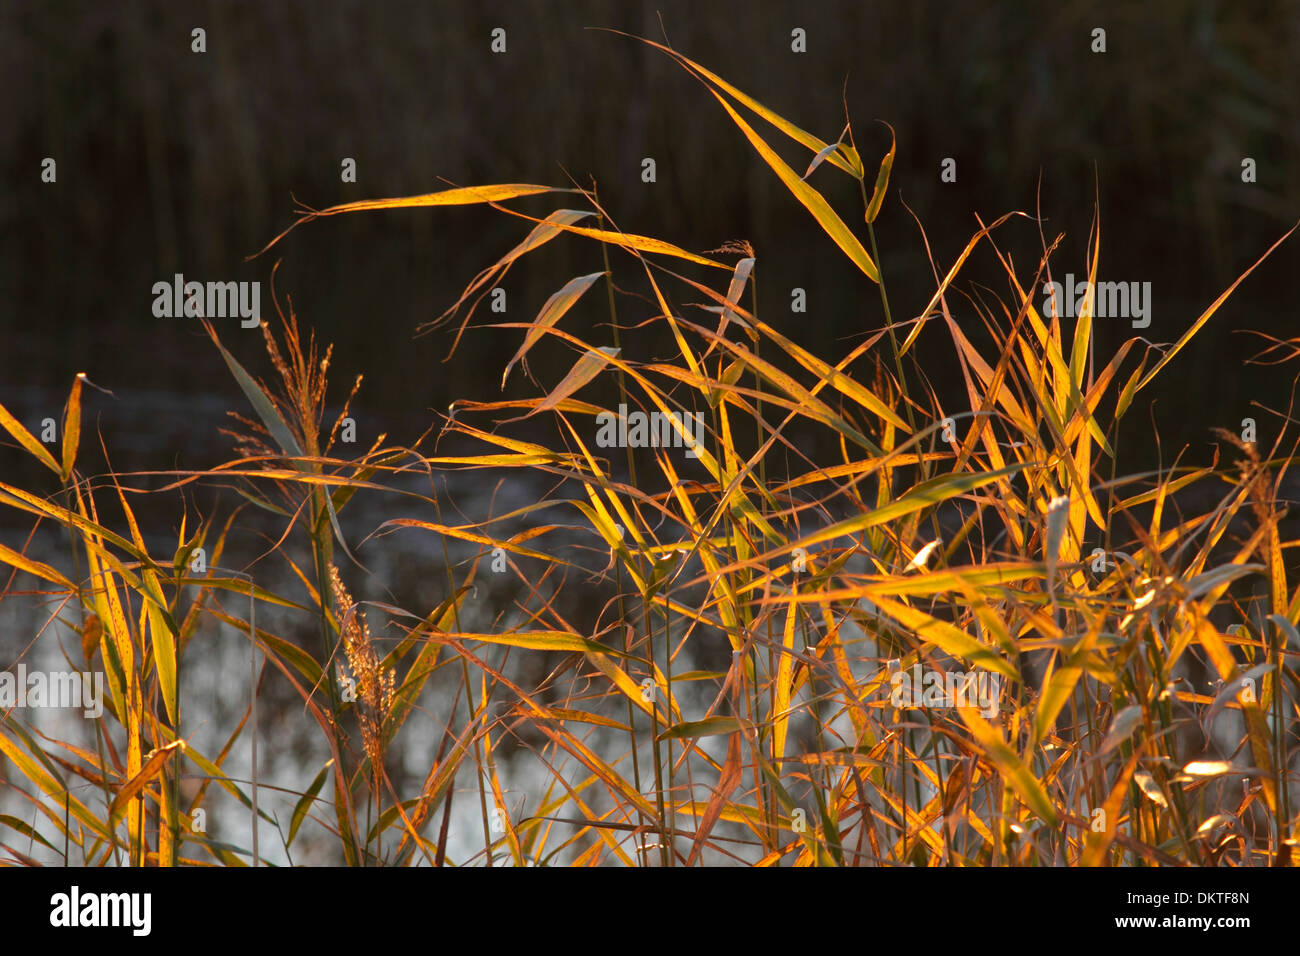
[288,760,333,848]
[502,271,607,388]
[706,88,879,283]
[0,402,60,474]
[61,373,83,482]
[108,741,184,829]
[773,463,1032,561]
[864,122,895,224]
[444,630,624,656]
[957,706,1058,826]
[493,209,729,270]
[0,542,75,589]
[1136,220,1297,392]
[256,183,582,256]
[0,814,59,855]
[505,346,618,422]
[870,596,1017,680]
[621,33,862,179]
[423,208,595,343]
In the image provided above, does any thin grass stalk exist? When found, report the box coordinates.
[595,207,659,865]
[431,480,493,867]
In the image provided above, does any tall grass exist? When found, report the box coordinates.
[1,36,1297,866]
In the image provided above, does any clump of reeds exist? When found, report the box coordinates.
[0,32,1296,868]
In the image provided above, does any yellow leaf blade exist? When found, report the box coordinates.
[706,89,879,283]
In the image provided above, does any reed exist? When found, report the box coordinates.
[1,35,1297,867]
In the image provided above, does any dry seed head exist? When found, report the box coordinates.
[261,319,292,388]
[329,564,395,769]
[705,239,755,258]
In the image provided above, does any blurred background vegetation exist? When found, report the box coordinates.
[1,0,1297,478]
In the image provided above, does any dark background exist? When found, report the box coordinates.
[2,0,1298,484]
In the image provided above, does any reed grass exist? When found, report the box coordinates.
[1,36,1297,866]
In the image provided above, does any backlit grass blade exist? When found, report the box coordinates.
[207,324,303,461]
[624,34,862,179]
[532,721,660,821]
[0,402,60,474]
[444,630,624,656]
[256,183,583,255]
[502,271,607,387]
[717,257,756,335]
[686,729,743,866]
[773,562,1043,603]
[1136,220,1297,392]
[869,596,1017,680]
[751,316,908,431]
[423,208,594,342]
[957,706,1059,826]
[61,373,83,482]
[144,583,179,727]
[774,463,1032,559]
[705,88,879,283]
[392,715,485,859]
[476,204,731,271]
[585,651,665,722]
[1068,210,1101,391]
[288,760,333,849]
[0,723,115,844]
[900,212,1023,355]
[864,123,895,224]
[506,346,618,422]
[376,518,557,563]
[1031,620,1103,745]
[108,740,184,829]
[0,814,59,855]
[0,542,75,589]
[772,587,801,763]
